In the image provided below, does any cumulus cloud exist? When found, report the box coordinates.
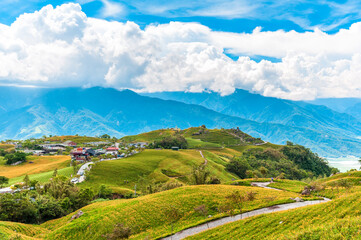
[2,3,361,100]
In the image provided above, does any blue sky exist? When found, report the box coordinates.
[1,0,361,33]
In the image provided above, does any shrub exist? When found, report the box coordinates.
[194,204,208,217]
[103,223,131,240]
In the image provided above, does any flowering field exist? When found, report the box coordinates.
[187,186,361,239]
[0,185,298,240]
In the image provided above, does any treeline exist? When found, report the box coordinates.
[226,142,337,180]
[0,175,115,224]
[148,136,188,149]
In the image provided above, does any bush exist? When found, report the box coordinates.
[194,204,208,217]
[103,223,131,240]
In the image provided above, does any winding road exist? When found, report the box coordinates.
[162,182,331,240]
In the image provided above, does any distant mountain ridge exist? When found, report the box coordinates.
[143,90,361,139]
[0,87,361,157]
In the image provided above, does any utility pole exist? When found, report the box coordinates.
[134,184,137,197]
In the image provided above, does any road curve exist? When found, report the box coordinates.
[161,183,330,240]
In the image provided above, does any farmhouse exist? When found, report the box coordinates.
[39,144,66,153]
[106,147,119,155]
[63,140,77,147]
[71,148,95,162]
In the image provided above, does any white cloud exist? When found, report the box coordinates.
[2,3,361,100]
[100,0,125,18]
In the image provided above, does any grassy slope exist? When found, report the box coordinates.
[0,185,298,240]
[187,188,361,240]
[268,179,309,193]
[186,138,222,149]
[45,136,105,144]
[229,142,282,153]
[121,127,260,148]
[187,173,361,240]
[0,144,15,151]
[0,155,71,178]
[0,221,49,240]
[80,149,238,192]
[7,166,73,186]
[121,129,177,143]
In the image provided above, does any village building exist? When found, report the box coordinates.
[62,140,77,147]
[106,147,119,155]
[71,148,95,162]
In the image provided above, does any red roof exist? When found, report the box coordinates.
[106,147,119,151]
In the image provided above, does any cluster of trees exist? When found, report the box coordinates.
[0,149,7,157]
[4,152,27,165]
[22,140,43,150]
[226,144,337,180]
[0,175,114,224]
[148,136,188,149]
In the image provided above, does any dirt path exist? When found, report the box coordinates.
[199,151,207,165]
[161,182,331,240]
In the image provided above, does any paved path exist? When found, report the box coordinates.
[162,182,331,240]
[251,182,281,191]
[0,187,13,194]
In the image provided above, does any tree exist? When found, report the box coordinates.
[98,185,112,199]
[71,161,78,175]
[52,168,58,177]
[100,134,111,139]
[226,158,250,179]
[191,165,210,185]
[23,175,30,188]
[0,176,9,188]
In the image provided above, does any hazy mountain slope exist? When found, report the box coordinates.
[0,87,361,157]
[308,98,361,113]
[144,90,361,139]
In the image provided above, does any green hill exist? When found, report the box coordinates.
[0,185,298,240]
[80,149,238,193]
[121,127,263,148]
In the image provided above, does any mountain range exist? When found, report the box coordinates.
[0,86,361,158]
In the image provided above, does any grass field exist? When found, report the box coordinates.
[7,166,74,186]
[0,155,71,178]
[0,185,298,240]
[80,149,238,192]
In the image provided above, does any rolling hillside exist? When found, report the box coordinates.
[0,185,298,240]
[0,87,361,157]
